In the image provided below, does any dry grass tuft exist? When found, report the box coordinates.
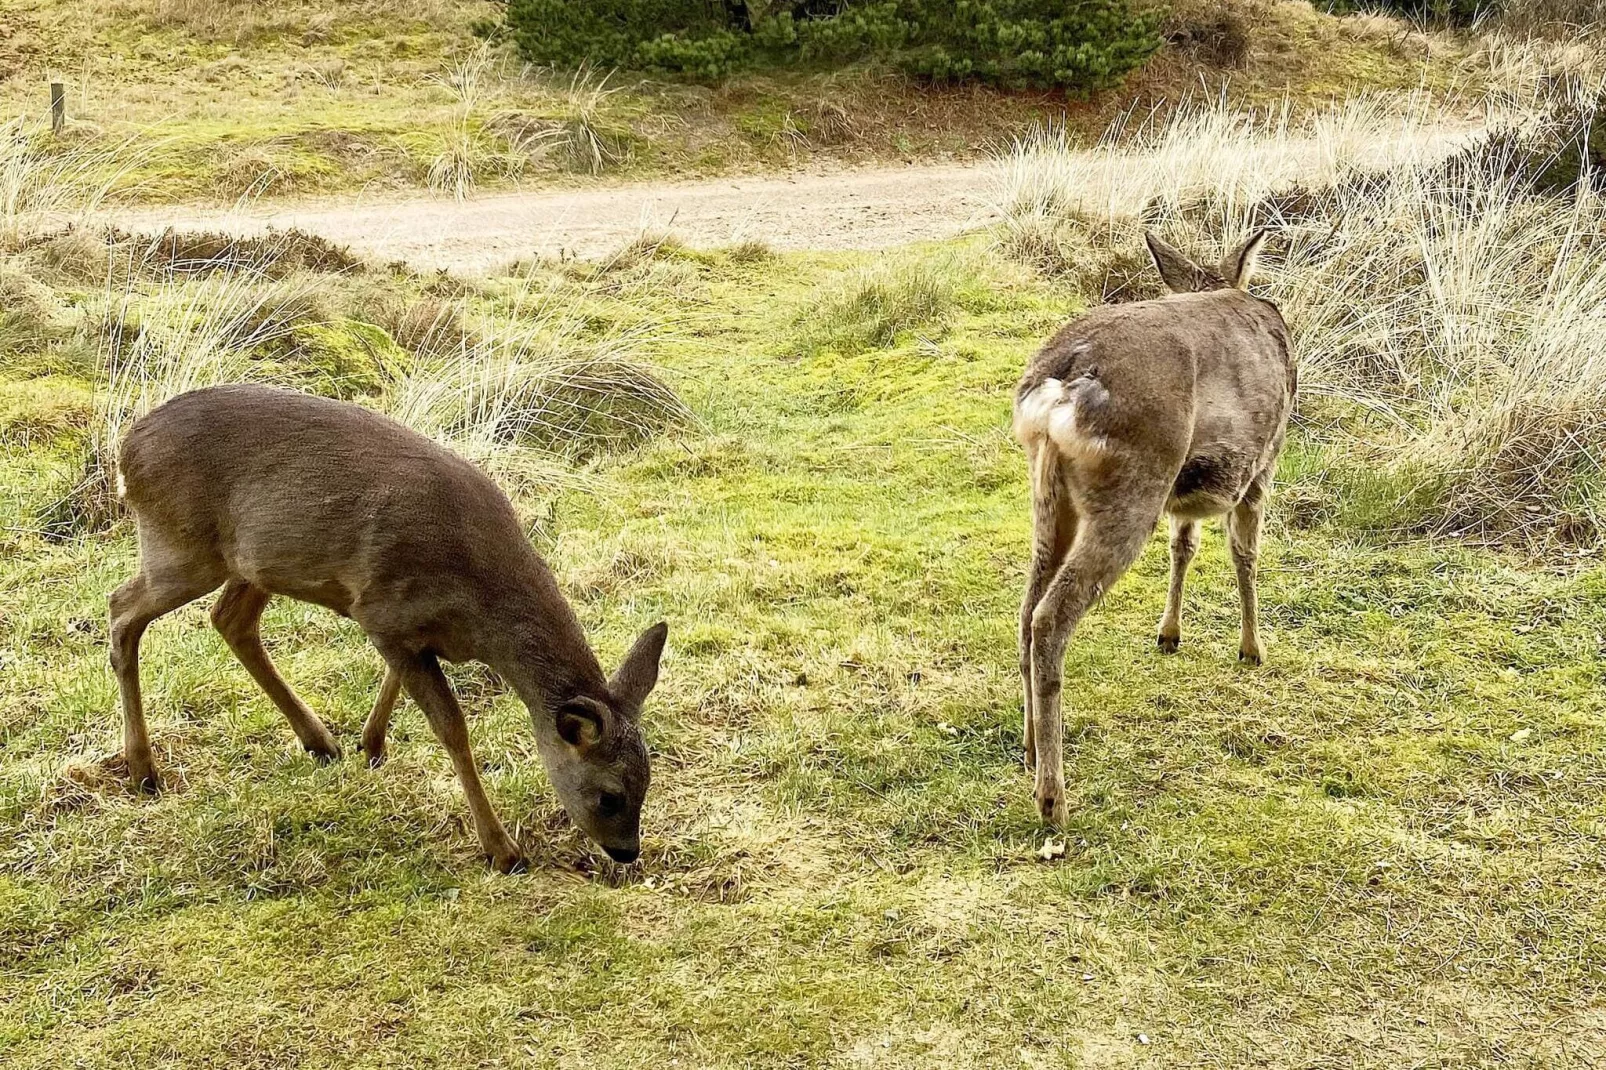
[427,128,478,201]
[354,287,477,356]
[1164,0,1263,68]
[794,254,965,355]
[1497,0,1606,36]
[390,311,692,476]
[306,56,348,91]
[1,117,142,241]
[110,226,364,278]
[726,238,775,263]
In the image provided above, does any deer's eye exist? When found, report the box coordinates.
[599,792,626,817]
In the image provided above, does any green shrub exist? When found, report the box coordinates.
[503,0,1161,91]
[894,1,1164,89]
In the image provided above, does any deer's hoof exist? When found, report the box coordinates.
[1157,632,1181,654]
[489,849,527,875]
[1238,644,1264,667]
[126,762,160,795]
[364,747,387,770]
[1035,784,1069,826]
[306,740,343,765]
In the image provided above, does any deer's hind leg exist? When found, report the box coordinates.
[210,579,342,762]
[1228,475,1269,666]
[111,526,229,792]
[1020,442,1078,771]
[1157,516,1200,654]
[1029,487,1168,825]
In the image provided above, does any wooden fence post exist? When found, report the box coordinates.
[50,82,66,134]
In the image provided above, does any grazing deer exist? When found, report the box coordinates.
[110,384,667,871]
[1013,230,1294,824]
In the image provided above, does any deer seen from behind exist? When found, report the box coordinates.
[1013,229,1294,824]
[110,384,668,871]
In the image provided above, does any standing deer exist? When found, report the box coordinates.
[110,384,667,871]
[1013,230,1294,824]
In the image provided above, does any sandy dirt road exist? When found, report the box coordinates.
[112,120,1480,274]
[118,162,997,274]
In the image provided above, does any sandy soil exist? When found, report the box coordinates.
[116,162,997,274]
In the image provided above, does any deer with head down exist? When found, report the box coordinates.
[110,384,667,871]
[1013,230,1294,824]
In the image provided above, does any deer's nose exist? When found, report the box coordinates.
[604,844,639,864]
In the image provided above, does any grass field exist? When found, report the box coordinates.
[3,217,1606,1064]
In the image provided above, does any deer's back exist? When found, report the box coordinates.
[1017,290,1294,509]
[119,385,538,617]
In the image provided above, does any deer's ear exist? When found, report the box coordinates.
[557,698,609,750]
[1219,229,1270,289]
[609,622,667,715]
[1145,232,1207,293]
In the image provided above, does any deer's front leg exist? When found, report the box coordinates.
[391,653,524,873]
[362,667,403,768]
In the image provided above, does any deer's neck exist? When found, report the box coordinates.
[486,589,609,725]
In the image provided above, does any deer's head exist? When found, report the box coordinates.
[542,622,667,864]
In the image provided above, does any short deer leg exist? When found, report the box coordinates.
[362,667,403,768]
[1030,501,1160,825]
[1157,516,1199,654]
[390,652,523,873]
[1020,442,1077,772]
[211,579,342,762]
[1229,481,1268,666]
[110,563,225,793]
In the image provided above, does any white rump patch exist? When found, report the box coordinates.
[1014,376,1109,460]
[114,466,127,499]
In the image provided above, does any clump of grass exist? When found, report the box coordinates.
[1255,102,1606,547]
[425,48,530,200]
[996,212,1159,301]
[213,146,286,199]
[491,64,629,175]
[989,93,1473,258]
[726,238,775,264]
[0,262,63,352]
[390,308,692,479]
[305,56,348,91]
[1495,0,1606,38]
[1,117,140,242]
[596,230,691,275]
[552,65,627,175]
[107,226,364,279]
[336,276,476,357]
[1472,30,1606,110]
[378,294,474,357]
[793,255,962,355]
[428,128,478,201]
[801,97,856,146]
[1164,0,1262,68]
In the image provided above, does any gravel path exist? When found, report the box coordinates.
[116,162,997,274]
